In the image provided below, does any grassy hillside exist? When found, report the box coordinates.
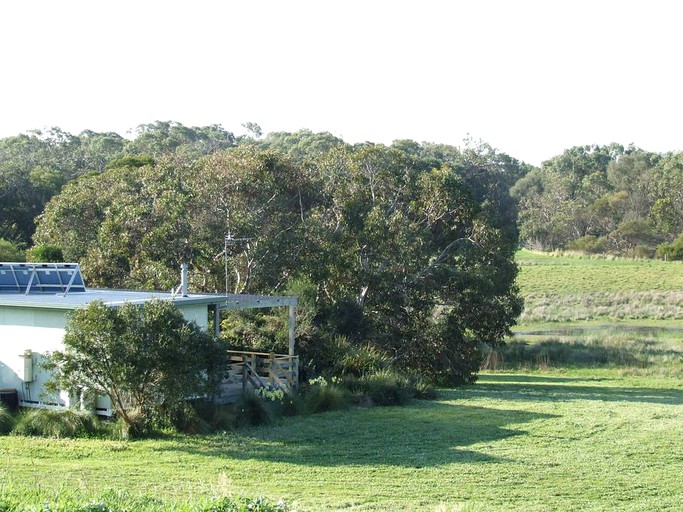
[516,249,683,324]
[497,250,683,378]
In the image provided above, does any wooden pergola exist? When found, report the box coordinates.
[209,293,298,356]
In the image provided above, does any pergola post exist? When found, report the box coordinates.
[288,304,296,356]
[213,306,221,339]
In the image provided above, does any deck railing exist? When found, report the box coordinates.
[217,350,299,403]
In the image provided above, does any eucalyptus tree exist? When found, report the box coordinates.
[36,135,524,385]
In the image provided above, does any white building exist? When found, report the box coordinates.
[0,262,297,413]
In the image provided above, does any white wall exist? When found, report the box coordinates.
[0,307,70,406]
[177,303,210,330]
[0,302,212,410]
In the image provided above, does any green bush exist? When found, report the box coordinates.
[355,369,414,406]
[304,380,351,413]
[407,373,438,400]
[0,238,24,261]
[235,392,275,427]
[26,243,64,262]
[280,393,306,417]
[567,235,608,254]
[14,409,97,438]
[335,344,392,377]
[656,233,683,261]
[0,402,15,434]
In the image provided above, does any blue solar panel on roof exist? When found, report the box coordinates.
[0,262,86,295]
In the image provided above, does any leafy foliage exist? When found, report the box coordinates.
[29,127,524,384]
[44,300,226,433]
[513,145,683,255]
[0,402,14,434]
[26,243,64,262]
[13,409,96,438]
[0,238,24,261]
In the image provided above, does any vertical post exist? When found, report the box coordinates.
[242,354,248,394]
[288,304,296,356]
[269,352,275,387]
[180,262,189,297]
[213,306,221,339]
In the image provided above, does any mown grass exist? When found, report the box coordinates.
[1,371,681,511]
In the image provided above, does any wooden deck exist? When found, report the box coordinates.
[216,350,299,404]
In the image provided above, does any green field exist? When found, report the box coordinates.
[516,249,683,324]
[1,251,682,511]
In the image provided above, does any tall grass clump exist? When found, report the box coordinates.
[0,402,15,434]
[304,377,351,413]
[13,408,97,438]
[234,391,277,427]
[334,344,393,377]
[355,369,415,406]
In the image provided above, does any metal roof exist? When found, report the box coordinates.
[0,262,296,310]
[0,288,296,310]
[0,288,297,309]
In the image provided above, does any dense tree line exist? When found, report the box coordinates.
[0,123,525,384]
[0,122,238,247]
[4,122,681,382]
[512,144,683,257]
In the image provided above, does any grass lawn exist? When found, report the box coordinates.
[1,370,682,511]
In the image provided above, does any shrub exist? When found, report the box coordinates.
[335,344,392,377]
[304,379,350,413]
[44,300,226,435]
[656,232,683,261]
[14,409,96,438]
[0,238,24,261]
[168,401,212,435]
[235,392,275,427]
[0,402,15,434]
[356,369,414,406]
[279,393,306,417]
[567,235,608,254]
[25,243,64,263]
[407,373,438,400]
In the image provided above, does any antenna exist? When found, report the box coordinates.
[222,232,252,295]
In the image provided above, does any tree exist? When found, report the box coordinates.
[38,135,524,385]
[0,238,24,261]
[26,244,64,262]
[44,300,225,432]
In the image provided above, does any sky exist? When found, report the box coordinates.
[0,0,681,166]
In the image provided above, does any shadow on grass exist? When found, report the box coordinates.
[478,374,608,384]
[160,401,556,468]
[465,380,683,406]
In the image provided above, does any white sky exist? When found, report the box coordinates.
[0,0,681,165]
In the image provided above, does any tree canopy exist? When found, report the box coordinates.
[6,121,682,383]
[31,127,525,385]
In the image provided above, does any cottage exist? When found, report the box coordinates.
[0,262,297,413]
